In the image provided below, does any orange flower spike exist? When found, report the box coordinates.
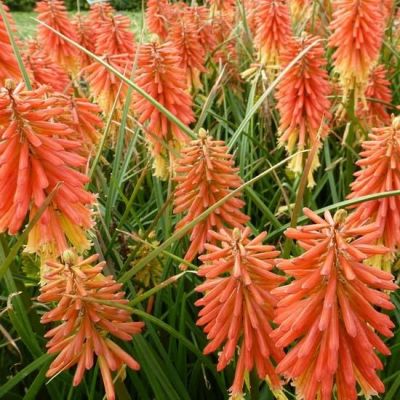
[94,14,135,57]
[184,6,215,54]
[72,14,96,68]
[82,54,132,116]
[146,0,169,40]
[254,0,293,67]
[272,208,397,400]
[357,65,392,127]
[23,40,71,93]
[275,35,331,186]
[347,117,400,269]
[168,18,207,90]
[0,81,94,256]
[0,2,21,83]
[88,2,115,27]
[134,42,194,160]
[329,0,385,102]
[173,130,249,264]
[35,0,79,74]
[38,252,144,400]
[196,227,285,398]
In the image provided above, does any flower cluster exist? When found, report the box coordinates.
[0,81,94,256]
[173,129,249,264]
[272,208,397,399]
[196,227,285,398]
[38,252,144,400]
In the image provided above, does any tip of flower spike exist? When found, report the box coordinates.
[392,115,400,130]
[198,128,208,139]
[62,249,77,265]
[232,228,241,241]
[5,79,15,90]
[333,209,347,225]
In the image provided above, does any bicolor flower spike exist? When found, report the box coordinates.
[38,252,144,400]
[272,208,397,400]
[329,0,385,103]
[0,81,94,257]
[275,35,331,186]
[168,18,207,90]
[35,0,79,74]
[347,116,400,270]
[82,54,132,116]
[254,0,293,68]
[196,227,285,399]
[134,42,194,176]
[173,129,249,264]
[357,64,392,127]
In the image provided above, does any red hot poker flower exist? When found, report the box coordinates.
[134,42,194,168]
[23,40,71,94]
[196,227,285,398]
[347,117,400,270]
[0,2,21,83]
[173,130,249,264]
[82,53,132,116]
[94,14,135,57]
[168,18,207,89]
[72,14,96,68]
[146,0,170,40]
[275,35,331,186]
[272,208,397,400]
[35,0,80,74]
[38,252,144,400]
[357,64,392,127]
[329,0,385,102]
[254,0,293,67]
[0,82,94,256]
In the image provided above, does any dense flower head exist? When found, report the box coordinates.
[23,40,71,93]
[82,54,132,116]
[72,13,96,68]
[168,18,207,89]
[357,64,392,127]
[184,6,215,54]
[196,227,285,398]
[38,252,144,400]
[87,2,115,35]
[173,130,249,264]
[94,14,135,57]
[0,81,94,256]
[254,0,293,67]
[35,0,79,74]
[329,0,385,102]
[272,208,397,400]
[275,35,331,186]
[146,0,169,40]
[134,42,194,164]
[347,117,400,268]
[0,2,21,83]
[56,93,104,155]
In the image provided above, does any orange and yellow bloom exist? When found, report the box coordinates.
[39,252,144,400]
[272,208,397,400]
